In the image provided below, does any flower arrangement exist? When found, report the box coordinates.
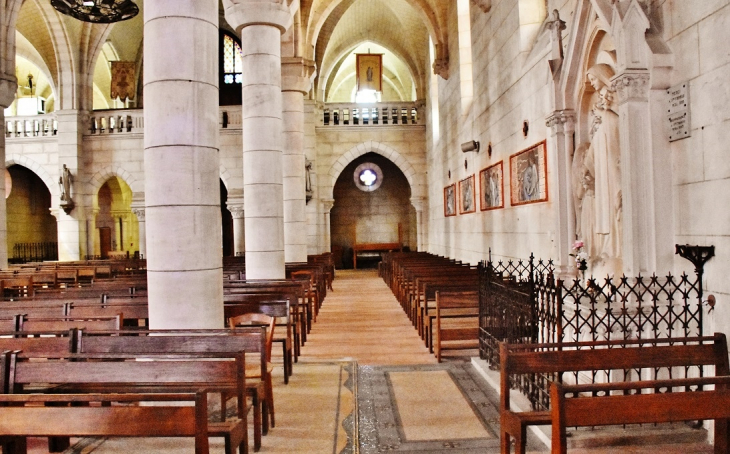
[570,240,589,271]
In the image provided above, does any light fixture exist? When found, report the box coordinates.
[461,140,480,153]
[51,0,139,24]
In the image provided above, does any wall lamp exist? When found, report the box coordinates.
[461,140,480,153]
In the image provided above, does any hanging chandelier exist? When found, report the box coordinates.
[50,0,139,24]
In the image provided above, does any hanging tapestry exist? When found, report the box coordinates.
[110,61,136,101]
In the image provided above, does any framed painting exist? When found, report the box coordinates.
[444,184,456,217]
[356,53,383,92]
[479,161,504,211]
[459,175,476,214]
[510,141,547,206]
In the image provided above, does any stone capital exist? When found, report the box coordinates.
[228,204,245,219]
[470,0,491,13]
[611,71,650,104]
[432,58,449,80]
[410,196,426,212]
[546,110,576,134]
[222,0,293,34]
[322,198,335,213]
[131,208,146,221]
[281,57,316,94]
[0,75,17,108]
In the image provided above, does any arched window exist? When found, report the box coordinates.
[222,33,243,85]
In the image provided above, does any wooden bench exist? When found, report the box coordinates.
[3,350,249,454]
[500,333,730,454]
[551,375,730,453]
[0,392,214,454]
[76,328,267,451]
[433,290,479,362]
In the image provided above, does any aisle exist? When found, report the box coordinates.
[299,269,436,365]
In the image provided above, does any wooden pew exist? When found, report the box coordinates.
[499,333,730,454]
[16,315,122,332]
[76,328,267,451]
[551,375,730,453]
[433,290,479,362]
[3,350,249,454]
[0,392,214,454]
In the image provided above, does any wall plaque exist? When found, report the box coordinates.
[667,83,690,142]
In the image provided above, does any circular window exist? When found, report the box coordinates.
[353,162,383,192]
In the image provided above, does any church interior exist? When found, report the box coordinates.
[0,0,729,452]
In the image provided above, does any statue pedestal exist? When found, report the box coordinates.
[60,199,74,215]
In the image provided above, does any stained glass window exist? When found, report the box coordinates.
[222,34,243,85]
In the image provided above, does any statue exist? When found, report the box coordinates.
[305,160,313,203]
[59,164,74,214]
[59,164,72,202]
[583,63,622,260]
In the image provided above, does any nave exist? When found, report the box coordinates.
[19,269,713,454]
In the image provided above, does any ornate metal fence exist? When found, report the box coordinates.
[478,250,710,410]
[11,242,58,264]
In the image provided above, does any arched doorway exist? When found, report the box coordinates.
[330,152,416,269]
[96,177,136,259]
[6,165,57,263]
[221,180,233,257]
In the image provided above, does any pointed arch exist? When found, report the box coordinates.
[5,154,56,196]
[89,165,140,197]
[324,141,417,200]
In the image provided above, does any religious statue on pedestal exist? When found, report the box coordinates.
[59,164,74,214]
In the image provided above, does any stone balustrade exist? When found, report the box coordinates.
[320,102,421,127]
[5,114,57,138]
[88,109,144,135]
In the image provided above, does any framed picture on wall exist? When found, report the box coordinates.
[480,161,504,211]
[444,184,456,217]
[510,140,547,206]
[459,175,476,214]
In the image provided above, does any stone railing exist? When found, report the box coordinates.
[5,114,57,138]
[320,102,422,127]
[220,106,242,130]
[88,109,144,135]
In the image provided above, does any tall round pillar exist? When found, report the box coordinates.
[143,0,223,329]
[0,76,16,268]
[282,58,314,264]
[223,1,292,279]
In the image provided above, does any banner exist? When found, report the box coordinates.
[110,61,136,101]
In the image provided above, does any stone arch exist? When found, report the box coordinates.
[324,141,417,200]
[5,154,56,196]
[219,164,234,193]
[89,165,140,201]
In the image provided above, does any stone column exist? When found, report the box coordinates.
[144,0,223,329]
[0,75,16,268]
[322,198,334,253]
[410,196,425,252]
[131,207,146,259]
[612,71,652,276]
[228,204,246,256]
[282,58,315,263]
[223,1,293,279]
[546,110,576,277]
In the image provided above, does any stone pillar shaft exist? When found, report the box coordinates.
[282,90,306,263]
[132,208,146,259]
[229,205,245,256]
[143,0,223,329]
[241,24,286,279]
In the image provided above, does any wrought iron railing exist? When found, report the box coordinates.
[11,242,58,264]
[479,250,710,411]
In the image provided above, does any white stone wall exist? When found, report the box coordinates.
[660,0,730,334]
[427,0,555,266]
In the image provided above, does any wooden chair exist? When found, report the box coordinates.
[229,313,276,433]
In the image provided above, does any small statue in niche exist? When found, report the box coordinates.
[59,164,74,213]
[305,160,314,203]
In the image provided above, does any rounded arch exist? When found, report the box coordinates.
[219,164,235,193]
[5,154,56,196]
[324,141,416,199]
[89,165,140,198]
